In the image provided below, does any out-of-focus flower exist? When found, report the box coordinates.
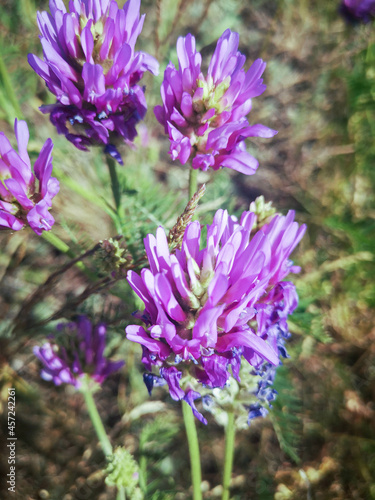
[154,29,277,174]
[340,0,375,23]
[0,119,59,235]
[126,208,305,423]
[28,0,159,164]
[34,316,124,388]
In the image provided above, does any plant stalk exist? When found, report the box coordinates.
[222,411,236,500]
[82,386,113,458]
[182,400,202,500]
[41,232,87,273]
[116,486,126,500]
[0,51,23,121]
[106,154,122,213]
[189,168,198,201]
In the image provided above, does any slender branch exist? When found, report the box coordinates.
[0,51,23,120]
[189,168,198,201]
[12,239,113,334]
[42,232,86,273]
[81,386,113,457]
[182,401,202,500]
[222,411,236,500]
[106,154,122,213]
[195,0,216,34]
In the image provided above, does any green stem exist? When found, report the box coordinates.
[42,230,71,254]
[189,168,198,201]
[139,454,147,493]
[82,386,113,457]
[182,400,202,500]
[0,51,23,122]
[106,154,122,213]
[222,411,236,500]
[116,486,126,500]
[42,231,86,272]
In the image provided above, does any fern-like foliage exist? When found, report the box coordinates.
[270,365,303,464]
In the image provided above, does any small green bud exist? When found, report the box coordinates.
[97,238,131,274]
[105,447,143,497]
[249,196,277,230]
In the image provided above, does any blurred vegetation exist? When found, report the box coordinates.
[1,0,375,499]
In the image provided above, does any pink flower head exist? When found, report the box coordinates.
[154,29,277,174]
[126,208,306,423]
[0,119,59,235]
[28,0,159,164]
[34,316,125,388]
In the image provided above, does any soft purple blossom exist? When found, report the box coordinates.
[154,29,277,174]
[126,208,305,423]
[0,119,59,235]
[245,281,298,422]
[34,316,124,388]
[28,0,159,164]
[340,0,375,23]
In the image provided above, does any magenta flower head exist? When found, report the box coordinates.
[28,0,159,164]
[154,29,277,174]
[126,208,306,423]
[0,119,59,235]
[34,316,124,388]
[340,0,375,23]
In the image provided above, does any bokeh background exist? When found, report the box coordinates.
[1,0,375,498]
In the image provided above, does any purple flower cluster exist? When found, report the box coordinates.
[154,29,277,174]
[340,0,375,23]
[34,316,124,388]
[126,208,305,423]
[29,0,159,164]
[0,119,59,235]
[246,281,298,420]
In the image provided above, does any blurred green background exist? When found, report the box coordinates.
[1,0,375,498]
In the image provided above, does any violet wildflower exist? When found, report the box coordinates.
[34,316,124,388]
[126,208,305,423]
[340,0,375,23]
[202,281,299,426]
[28,0,159,164]
[154,29,277,174]
[0,119,59,235]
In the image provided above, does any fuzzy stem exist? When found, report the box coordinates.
[82,387,113,458]
[222,411,236,500]
[182,400,202,500]
[189,168,198,201]
[106,154,122,213]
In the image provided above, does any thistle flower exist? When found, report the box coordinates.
[340,0,375,23]
[28,0,159,164]
[126,208,305,423]
[34,316,124,388]
[0,119,59,235]
[154,29,277,174]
